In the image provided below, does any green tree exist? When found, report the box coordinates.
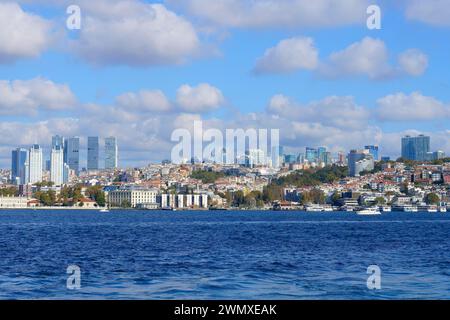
[425,193,440,205]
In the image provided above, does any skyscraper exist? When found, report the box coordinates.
[306,147,317,163]
[52,135,64,149]
[64,137,80,174]
[105,137,118,169]
[401,135,430,161]
[11,148,28,185]
[364,145,379,161]
[348,149,374,177]
[28,145,43,184]
[50,147,64,185]
[87,136,99,171]
[317,147,327,163]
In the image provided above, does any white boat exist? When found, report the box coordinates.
[403,206,418,213]
[99,208,110,213]
[427,206,438,213]
[356,207,381,216]
[305,205,324,212]
[381,206,391,212]
[439,207,447,213]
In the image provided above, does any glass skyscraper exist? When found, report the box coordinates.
[52,135,64,149]
[364,145,379,161]
[64,137,80,174]
[401,135,430,161]
[11,148,29,185]
[305,147,317,163]
[87,137,99,171]
[105,137,118,169]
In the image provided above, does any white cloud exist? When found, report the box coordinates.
[398,49,428,76]
[254,37,318,74]
[176,83,225,113]
[319,37,393,80]
[268,94,370,130]
[406,0,450,26]
[116,90,172,112]
[0,78,76,116]
[167,0,370,28]
[0,2,53,63]
[376,92,450,121]
[73,1,201,66]
[318,37,428,80]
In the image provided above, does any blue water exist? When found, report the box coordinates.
[0,210,449,300]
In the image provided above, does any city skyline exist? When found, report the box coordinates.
[0,1,449,169]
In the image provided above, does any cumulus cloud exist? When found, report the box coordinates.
[167,0,370,28]
[176,83,225,113]
[0,78,76,116]
[398,49,428,76]
[0,2,53,63]
[405,0,450,26]
[376,92,450,121]
[254,37,318,74]
[116,90,172,112]
[267,94,370,130]
[318,37,428,80]
[72,1,201,66]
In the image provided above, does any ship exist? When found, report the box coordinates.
[356,207,381,216]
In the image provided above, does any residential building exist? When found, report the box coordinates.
[28,144,43,184]
[348,149,374,177]
[50,147,64,185]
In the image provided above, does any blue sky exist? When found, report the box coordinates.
[0,0,449,168]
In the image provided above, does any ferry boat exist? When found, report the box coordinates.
[305,205,324,212]
[356,207,381,216]
[403,206,418,213]
[427,206,438,213]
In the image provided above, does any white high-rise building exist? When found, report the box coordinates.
[50,147,64,185]
[28,145,43,184]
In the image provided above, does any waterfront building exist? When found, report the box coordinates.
[50,147,64,185]
[87,137,100,171]
[401,135,430,161]
[365,145,379,161]
[64,137,80,175]
[105,137,118,169]
[158,194,209,209]
[11,148,29,185]
[0,196,31,208]
[28,144,43,184]
[108,188,158,208]
[348,149,374,177]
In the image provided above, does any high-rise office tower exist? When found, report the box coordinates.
[401,135,430,161]
[64,137,80,174]
[105,137,118,169]
[50,147,64,185]
[11,148,29,185]
[364,145,379,161]
[305,147,317,163]
[87,137,99,171]
[317,147,327,163]
[52,135,64,149]
[28,144,43,184]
